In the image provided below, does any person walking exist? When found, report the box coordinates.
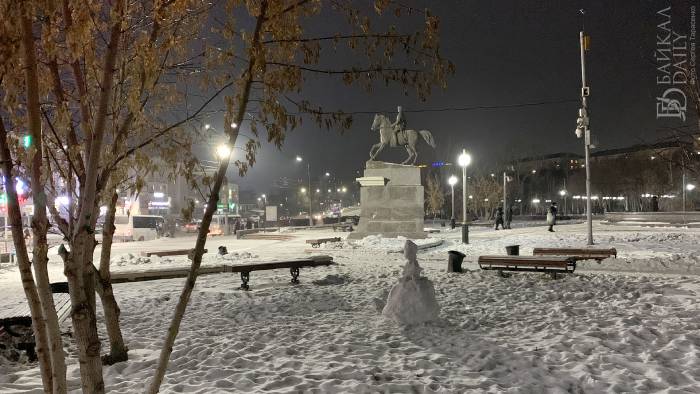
[505,205,513,229]
[494,206,505,230]
[547,202,558,232]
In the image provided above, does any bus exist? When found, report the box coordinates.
[114,215,165,241]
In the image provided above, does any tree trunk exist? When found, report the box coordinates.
[147,3,268,392]
[97,191,128,364]
[20,9,68,393]
[65,1,125,391]
[0,117,53,393]
[64,234,104,393]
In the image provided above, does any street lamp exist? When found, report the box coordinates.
[458,149,472,244]
[215,144,231,160]
[448,175,458,229]
[559,190,567,215]
[296,156,312,226]
[684,183,696,213]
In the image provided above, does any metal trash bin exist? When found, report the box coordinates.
[505,245,520,256]
[447,250,466,272]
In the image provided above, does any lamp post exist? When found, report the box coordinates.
[448,175,458,229]
[458,149,472,243]
[685,183,695,212]
[559,190,567,216]
[575,29,594,245]
[296,156,313,226]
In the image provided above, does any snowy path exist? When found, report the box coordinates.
[1,222,700,392]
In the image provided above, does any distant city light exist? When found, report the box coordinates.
[341,187,347,193]
[153,192,165,198]
[448,175,458,186]
[532,198,541,204]
[204,124,211,130]
[687,184,696,191]
[559,190,567,196]
[325,172,330,177]
[300,187,307,193]
[296,156,303,162]
[230,122,238,129]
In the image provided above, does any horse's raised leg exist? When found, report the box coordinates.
[370,143,386,161]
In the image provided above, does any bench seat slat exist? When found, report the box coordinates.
[225,256,334,273]
[532,247,616,259]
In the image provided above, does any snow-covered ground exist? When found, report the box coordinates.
[1,221,700,392]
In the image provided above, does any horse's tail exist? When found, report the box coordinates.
[419,130,436,148]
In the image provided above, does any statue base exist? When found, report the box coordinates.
[348,161,426,240]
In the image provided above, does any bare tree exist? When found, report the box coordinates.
[147,1,453,392]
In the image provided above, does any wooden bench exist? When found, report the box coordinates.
[0,283,71,361]
[305,237,341,248]
[478,255,576,279]
[532,247,617,261]
[141,248,207,257]
[224,255,334,290]
[333,223,353,232]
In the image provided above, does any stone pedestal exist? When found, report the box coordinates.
[348,161,426,240]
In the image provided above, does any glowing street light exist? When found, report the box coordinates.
[559,190,568,215]
[448,175,458,228]
[325,172,330,177]
[457,149,472,243]
[215,144,231,159]
[686,184,696,191]
[295,156,303,162]
[300,187,307,193]
[341,186,347,193]
[204,124,211,130]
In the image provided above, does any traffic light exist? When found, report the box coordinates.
[22,135,31,148]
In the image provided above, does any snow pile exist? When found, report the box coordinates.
[382,241,440,325]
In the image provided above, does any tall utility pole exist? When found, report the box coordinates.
[576,29,594,245]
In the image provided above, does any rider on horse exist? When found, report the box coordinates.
[391,105,406,146]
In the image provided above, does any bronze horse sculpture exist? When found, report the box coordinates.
[369,113,436,165]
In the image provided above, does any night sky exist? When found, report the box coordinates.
[210,1,697,193]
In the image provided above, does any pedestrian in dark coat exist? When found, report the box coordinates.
[505,205,513,229]
[547,202,558,232]
[495,206,505,230]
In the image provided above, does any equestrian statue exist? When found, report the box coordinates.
[369,106,436,165]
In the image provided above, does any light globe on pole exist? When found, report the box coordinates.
[686,184,696,191]
[448,175,458,228]
[458,150,472,168]
[457,149,471,244]
[215,144,231,159]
